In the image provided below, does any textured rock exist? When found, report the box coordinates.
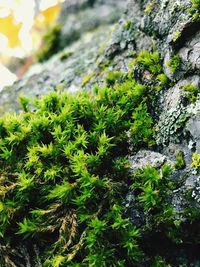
[187,114,200,153]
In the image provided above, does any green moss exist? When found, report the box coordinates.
[59,50,73,61]
[192,152,200,171]
[132,164,172,211]
[182,83,199,103]
[172,31,181,42]
[167,54,182,73]
[36,24,62,63]
[0,73,156,266]
[18,95,30,112]
[130,50,170,92]
[81,71,94,87]
[144,1,155,14]
[124,20,132,30]
[174,151,186,170]
[104,71,123,86]
[0,51,195,266]
[137,51,162,75]
[131,102,155,147]
[151,256,171,267]
[188,0,200,21]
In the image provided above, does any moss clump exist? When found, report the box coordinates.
[167,55,182,73]
[59,51,73,61]
[130,51,170,92]
[192,152,200,171]
[18,95,30,112]
[151,256,171,267]
[144,1,155,14]
[137,51,162,75]
[188,0,200,20]
[0,74,156,266]
[1,51,196,266]
[36,25,62,63]
[81,71,94,87]
[124,20,132,30]
[172,31,181,42]
[104,71,123,86]
[132,164,173,211]
[182,83,199,103]
[174,151,186,170]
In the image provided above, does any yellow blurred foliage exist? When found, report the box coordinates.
[35,3,61,30]
[0,15,22,48]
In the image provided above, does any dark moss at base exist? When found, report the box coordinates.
[36,25,63,63]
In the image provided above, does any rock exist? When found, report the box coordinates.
[130,150,167,170]
[187,114,200,153]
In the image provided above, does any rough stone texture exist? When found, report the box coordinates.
[2,0,200,265]
[130,150,168,170]
[187,114,200,153]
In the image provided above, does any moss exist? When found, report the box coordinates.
[172,31,181,42]
[81,71,94,87]
[174,151,186,170]
[144,1,155,14]
[188,0,200,21]
[137,51,162,75]
[18,95,30,112]
[132,164,173,211]
[104,71,123,86]
[1,50,196,266]
[124,21,132,30]
[167,54,182,73]
[151,256,171,267]
[0,72,157,266]
[192,152,200,171]
[36,24,62,63]
[59,51,73,61]
[130,50,170,92]
[182,83,199,103]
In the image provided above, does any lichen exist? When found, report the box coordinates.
[156,101,190,145]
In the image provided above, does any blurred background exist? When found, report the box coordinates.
[0,0,65,90]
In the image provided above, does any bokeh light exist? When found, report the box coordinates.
[0,0,64,90]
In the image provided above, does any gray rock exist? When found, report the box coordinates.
[187,114,200,153]
[130,150,167,171]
